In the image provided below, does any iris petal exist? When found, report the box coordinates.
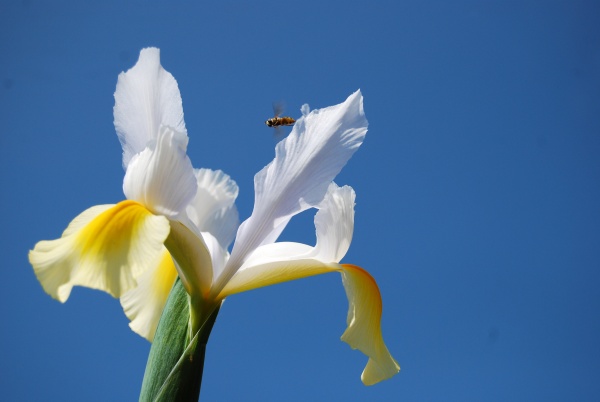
[186,168,239,249]
[114,47,186,168]
[219,254,398,384]
[164,220,213,299]
[218,182,398,384]
[120,248,178,341]
[123,125,197,217]
[218,243,331,296]
[29,201,170,302]
[340,264,400,385]
[309,183,355,262]
[218,90,367,291]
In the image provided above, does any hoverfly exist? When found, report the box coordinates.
[265,102,296,137]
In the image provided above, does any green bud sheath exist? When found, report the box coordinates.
[140,279,219,402]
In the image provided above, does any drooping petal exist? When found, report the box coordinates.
[186,169,239,249]
[114,47,186,168]
[340,264,400,385]
[120,248,178,341]
[218,90,367,290]
[218,252,398,385]
[123,125,197,218]
[221,260,398,384]
[29,201,170,302]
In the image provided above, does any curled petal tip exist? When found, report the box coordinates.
[339,264,399,385]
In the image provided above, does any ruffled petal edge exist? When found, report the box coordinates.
[29,201,170,301]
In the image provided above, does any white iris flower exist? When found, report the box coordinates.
[29,48,399,385]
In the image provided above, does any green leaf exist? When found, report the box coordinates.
[139,278,219,402]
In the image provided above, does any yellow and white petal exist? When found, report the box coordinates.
[120,248,178,341]
[219,90,367,290]
[114,47,186,169]
[29,201,170,302]
[218,249,398,385]
[340,264,399,385]
[218,242,332,297]
[123,125,197,218]
[186,169,239,249]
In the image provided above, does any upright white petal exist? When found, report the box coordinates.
[309,183,355,262]
[123,125,197,217]
[186,169,239,249]
[114,47,186,168]
[217,90,367,291]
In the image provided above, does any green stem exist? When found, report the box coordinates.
[139,279,219,402]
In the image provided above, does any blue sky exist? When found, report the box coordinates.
[2,1,599,401]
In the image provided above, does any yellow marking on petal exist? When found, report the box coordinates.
[30,201,170,302]
[151,250,178,299]
[340,264,400,385]
[78,200,153,259]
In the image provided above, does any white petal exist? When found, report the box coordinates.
[201,230,230,286]
[186,169,239,249]
[309,183,355,262]
[120,248,178,341]
[123,125,197,217]
[220,90,367,289]
[29,201,170,302]
[114,48,186,168]
[220,182,356,295]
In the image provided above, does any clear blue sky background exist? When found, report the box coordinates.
[1,1,599,401]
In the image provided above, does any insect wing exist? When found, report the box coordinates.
[273,125,285,139]
[272,101,285,118]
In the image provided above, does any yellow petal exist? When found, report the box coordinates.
[120,248,178,341]
[29,200,170,302]
[340,264,400,385]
